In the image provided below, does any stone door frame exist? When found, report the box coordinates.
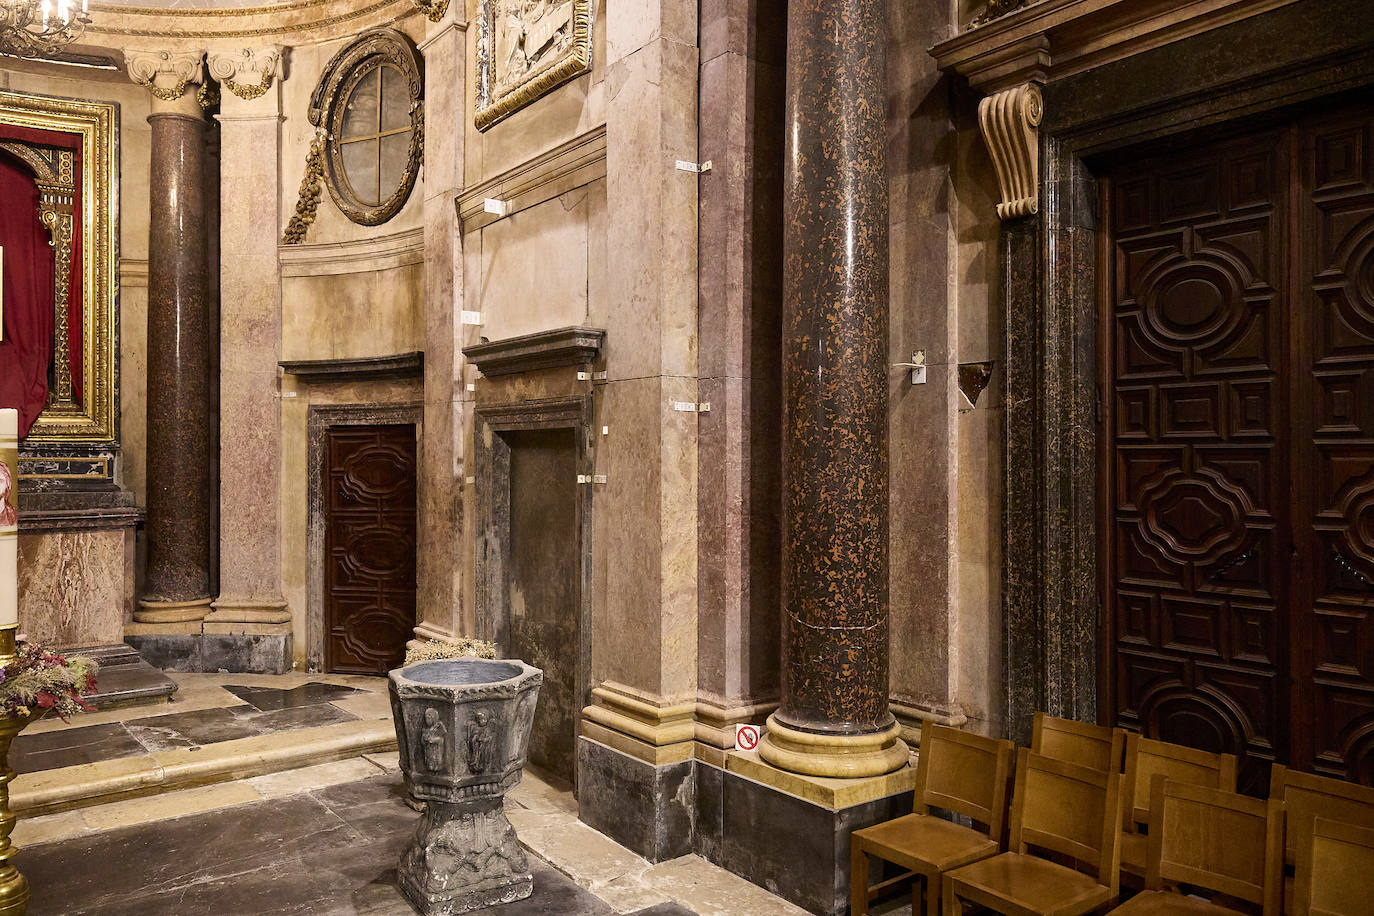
[473,395,595,716]
[995,5,1374,741]
[306,402,423,673]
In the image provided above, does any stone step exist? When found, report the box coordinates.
[10,718,398,818]
[68,644,180,713]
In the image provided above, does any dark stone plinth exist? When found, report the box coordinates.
[777,0,893,736]
[143,109,213,607]
[694,761,912,916]
[389,658,543,916]
[575,737,694,863]
[72,644,178,711]
[127,633,291,675]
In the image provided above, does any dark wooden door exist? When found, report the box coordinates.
[1105,104,1374,786]
[324,424,418,675]
[1295,109,1374,782]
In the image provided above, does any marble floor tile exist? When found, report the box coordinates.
[9,723,146,773]
[124,705,263,751]
[224,682,368,711]
[243,701,360,733]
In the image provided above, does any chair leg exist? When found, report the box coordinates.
[923,873,939,916]
[943,875,961,916]
[850,842,869,916]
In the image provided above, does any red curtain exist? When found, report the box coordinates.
[0,123,84,437]
[0,149,56,437]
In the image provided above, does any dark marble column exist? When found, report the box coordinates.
[759,0,907,778]
[136,77,214,623]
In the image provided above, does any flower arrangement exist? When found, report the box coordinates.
[0,642,99,721]
[404,636,497,665]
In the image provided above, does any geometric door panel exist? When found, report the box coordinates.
[1298,108,1374,783]
[1108,130,1289,792]
[324,424,418,675]
[1108,105,1374,789]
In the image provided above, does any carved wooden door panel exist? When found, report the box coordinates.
[325,424,418,675]
[1295,108,1374,782]
[1107,130,1291,791]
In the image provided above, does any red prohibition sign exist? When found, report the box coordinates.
[736,724,760,751]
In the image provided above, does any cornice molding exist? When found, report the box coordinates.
[278,225,423,276]
[463,326,606,378]
[456,125,606,233]
[89,0,416,48]
[932,0,1299,90]
[279,351,424,383]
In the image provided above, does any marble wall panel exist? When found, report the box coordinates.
[18,529,129,647]
[476,190,590,342]
[279,264,424,362]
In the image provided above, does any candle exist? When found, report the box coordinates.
[0,409,17,629]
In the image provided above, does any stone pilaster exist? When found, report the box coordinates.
[415,12,466,646]
[205,47,290,635]
[127,49,216,625]
[757,0,907,779]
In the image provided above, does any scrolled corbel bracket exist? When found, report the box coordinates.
[977,82,1043,221]
[206,46,285,101]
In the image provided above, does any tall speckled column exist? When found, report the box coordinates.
[758,0,908,778]
[128,50,215,623]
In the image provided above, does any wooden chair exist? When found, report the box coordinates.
[1119,733,1238,878]
[850,724,1014,916]
[1109,775,1283,915]
[1270,764,1374,911]
[1292,816,1374,916]
[942,748,1123,916]
[1032,711,1126,773]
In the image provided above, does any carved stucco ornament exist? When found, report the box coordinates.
[977,82,1043,220]
[206,46,284,101]
[124,48,206,102]
[410,0,450,23]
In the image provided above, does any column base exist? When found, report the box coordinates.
[758,714,910,778]
[126,629,292,674]
[134,597,212,624]
[207,597,290,625]
[577,736,696,863]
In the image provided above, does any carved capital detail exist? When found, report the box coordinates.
[124,48,207,101]
[207,46,285,100]
[977,82,1043,221]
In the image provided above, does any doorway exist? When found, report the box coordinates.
[322,423,418,675]
[1102,104,1374,787]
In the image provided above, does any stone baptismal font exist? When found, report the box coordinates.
[389,658,543,915]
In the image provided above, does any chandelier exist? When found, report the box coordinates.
[0,0,91,59]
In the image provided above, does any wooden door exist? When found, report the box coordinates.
[1295,108,1374,782]
[324,424,418,675]
[1105,105,1374,786]
[1106,129,1291,791]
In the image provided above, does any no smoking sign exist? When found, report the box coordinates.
[735,723,761,751]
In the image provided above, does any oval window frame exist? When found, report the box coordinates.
[309,29,424,227]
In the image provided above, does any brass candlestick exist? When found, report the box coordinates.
[0,625,30,916]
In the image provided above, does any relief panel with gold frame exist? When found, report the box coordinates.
[475,0,592,131]
[0,90,118,449]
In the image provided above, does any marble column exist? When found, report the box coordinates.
[126,50,216,625]
[415,11,466,646]
[205,47,290,635]
[758,0,908,778]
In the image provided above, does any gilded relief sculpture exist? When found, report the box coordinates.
[475,0,590,130]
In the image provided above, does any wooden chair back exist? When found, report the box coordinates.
[914,724,1014,841]
[1270,763,1374,866]
[1294,816,1374,916]
[1144,776,1283,914]
[1122,732,1238,830]
[1009,748,1123,891]
[1031,712,1126,772]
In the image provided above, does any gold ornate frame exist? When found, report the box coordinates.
[475,0,592,131]
[0,91,118,446]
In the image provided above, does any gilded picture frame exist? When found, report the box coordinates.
[0,90,118,446]
[475,0,592,131]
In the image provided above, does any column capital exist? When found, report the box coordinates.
[124,48,208,116]
[207,46,285,102]
[977,81,1044,221]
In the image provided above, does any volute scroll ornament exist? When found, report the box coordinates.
[206,46,284,101]
[977,82,1043,221]
[124,49,207,102]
